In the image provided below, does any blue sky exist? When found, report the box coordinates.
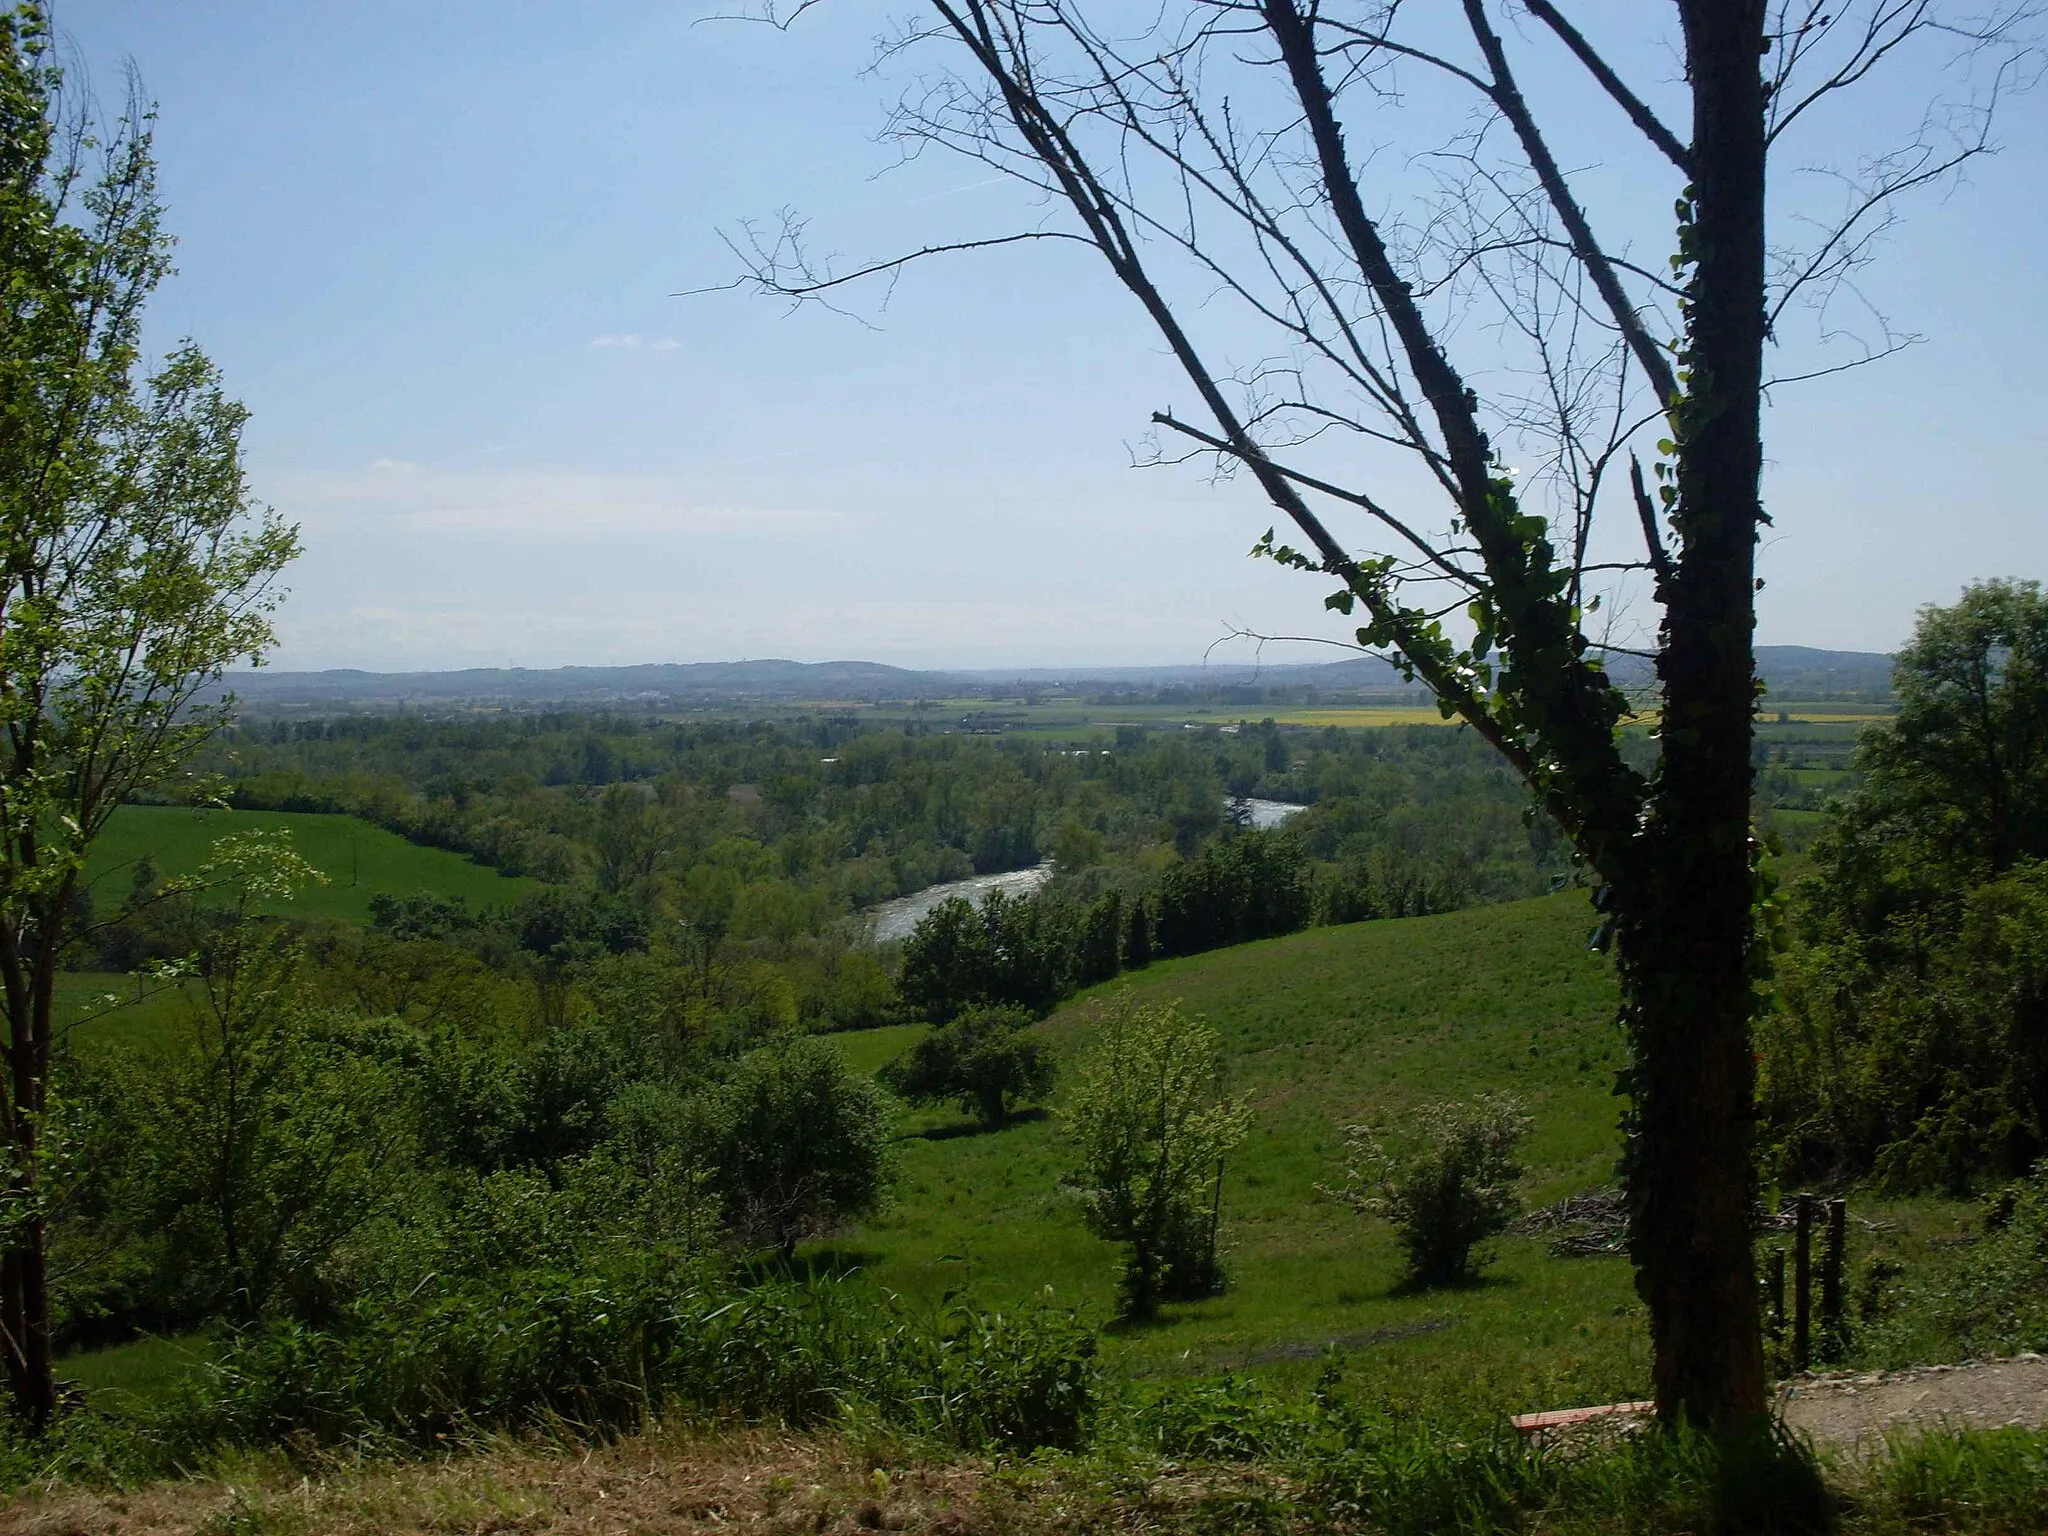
[59,1,2048,670]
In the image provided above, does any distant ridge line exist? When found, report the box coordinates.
[210,647,1895,710]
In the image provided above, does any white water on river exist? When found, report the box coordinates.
[859,798,1307,943]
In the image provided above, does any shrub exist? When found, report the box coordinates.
[53,933,418,1333]
[1064,997,1250,1319]
[1326,1095,1531,1286]
[879,1004,1054,1127]
[696,1034,894,1258]
[176,1263,1096,1455]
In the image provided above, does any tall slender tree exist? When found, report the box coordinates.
[726,0,2030,1426]
[0,9,297,1425]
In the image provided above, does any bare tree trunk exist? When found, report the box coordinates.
[1616,0,1771,1429]
[1,949,56,1428]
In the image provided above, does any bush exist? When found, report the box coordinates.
[53,936,418,1336]
[175,1263,1097,1455]
[696,1034,894,1258]
[879,1004,1054,1127]
[1326,1095,1531,1286]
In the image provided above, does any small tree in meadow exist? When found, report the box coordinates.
[1064,997,1249,1320]
[881,1004,1054,1129]
[697,1034,893,1260]
[1328,1095,1532,1288]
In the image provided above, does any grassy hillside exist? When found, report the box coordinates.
[84,805,536,926]
[836,891,1649,1412]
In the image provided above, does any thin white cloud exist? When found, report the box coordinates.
[368,457,421,471]
[271,466,849,539]
[588,333,681,351]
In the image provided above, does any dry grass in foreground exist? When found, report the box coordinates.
[0,1425,1286,1536]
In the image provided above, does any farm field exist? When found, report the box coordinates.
[833,891,1657,1412]
[84,805,536,926]
[696,696,1890,747]
[51,972,202,1053]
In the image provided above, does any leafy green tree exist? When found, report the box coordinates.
[0,14,297,1424]
[899,889,1071,1021]
[697,1034,893,1259]
[116,939,414,1323]
[1763,584,2048,1188]
[589,782,669,895]
[1063,998,1249,1319]
[897,895,995,1024]
[1072,889,1123,987]
[1325,1096,1532,1287]
[1853,580,2048,880]
[1152,830,1312,958]
[881,1004,1054,1128]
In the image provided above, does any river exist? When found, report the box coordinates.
[859,798,1307,942]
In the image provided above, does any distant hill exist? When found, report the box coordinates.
[214,645,1893,711]
[1751,645,1896,698]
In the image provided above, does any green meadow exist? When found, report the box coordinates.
[51,806,535,1058]
[833,892,1655,1413]
[84,805,536,926]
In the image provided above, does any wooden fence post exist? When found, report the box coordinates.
[1792,1194,1814,1372]
[1821,1198,1847,1361]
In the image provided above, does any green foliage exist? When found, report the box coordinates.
[176,1265,1096,1456]
[1327,1096,1532,1287]
[695,1034,894,1258]
[1767,860,2048,1190]
[898,888,1076,1022]
[54,928,416,1334]
[1860,579,2048,880]
[1856,1169,2048,1368]
[1764,583,2048,1189]
[1063,997,1251,1319]
[896,831,1323,1030]
[879,1003,1054,1127]
[0,7,300,1419]
[1152,830,1312,958]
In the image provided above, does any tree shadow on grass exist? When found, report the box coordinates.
[909,1105,1051,1142]
[1384,1269,1518,1301]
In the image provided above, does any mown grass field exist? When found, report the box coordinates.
[85,805,536,926]
[830,892,1657,1413]
[51,972,203,1052]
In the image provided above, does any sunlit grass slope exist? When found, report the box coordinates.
[85,805,535,926]
[834,890,1650,1412]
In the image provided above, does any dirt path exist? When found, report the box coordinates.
[1778,1353,2048,1449]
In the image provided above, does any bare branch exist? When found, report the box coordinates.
[1522,0,1693,173]
[1464,0,1682,409]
